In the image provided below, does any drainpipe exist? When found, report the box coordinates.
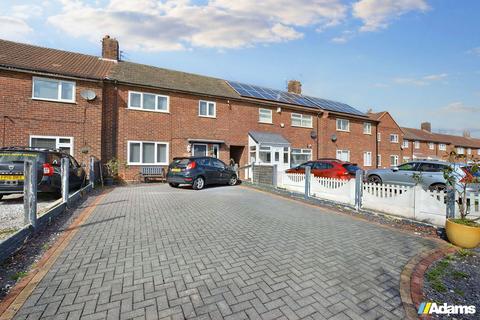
[316,112,321,159]
[375,124,379,168]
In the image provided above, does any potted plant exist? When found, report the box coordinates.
[443,152,480,248]
[104,158,126,185]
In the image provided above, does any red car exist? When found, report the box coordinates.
[286,159,361,180]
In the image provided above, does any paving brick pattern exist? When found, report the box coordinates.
[13,185,438,319]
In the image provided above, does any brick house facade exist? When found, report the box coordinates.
[1,36,478,182]
[367,111,403,168]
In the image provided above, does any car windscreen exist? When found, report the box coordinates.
[0,151,41,163]
[343,164,360,173]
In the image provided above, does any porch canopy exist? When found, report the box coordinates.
[248,131,290,147]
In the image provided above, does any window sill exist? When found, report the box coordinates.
[127,107,170,114]
[336,129,350,132]
[291,125,313,129]
[198,115,216,119]
[259,121,273,125]
[127,163,168,166]
[32,97,76,104]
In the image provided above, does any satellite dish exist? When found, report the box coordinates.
[310,130,317,139]
[80,89,96,101]
[331,134,337,142]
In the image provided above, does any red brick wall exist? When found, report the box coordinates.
[374,113,402,168]
[0,70,103,166]
[107,84,327,179]
[318,114,377,169]
[402,140,451,161]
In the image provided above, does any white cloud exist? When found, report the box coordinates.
[0,16,32,41]
[46,0,347,52]
[441,102,480,114]
[468,47,480,56]
[353,0,430,32]
[331,30,354,44]
[11,4,43,20]
[394,73,447,86]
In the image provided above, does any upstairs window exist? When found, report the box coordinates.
[259,108,273,124]
[467,148,472,155]
[390,134,399,143]
[336,119,349,132]
[414,141,420,149]
[33,77,75,103]
[291,113,312,128]
[199,100,216,117]
[428,142,435,150]
[377,133,381,142]
[363,122,372,135]
[128,91,169,112]
[439,143,447,151]
[402,140,409,148]
[457,147,465,155]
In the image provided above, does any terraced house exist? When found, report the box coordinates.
[0,36,377,180]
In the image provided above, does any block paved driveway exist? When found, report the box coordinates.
[14,184,439,320]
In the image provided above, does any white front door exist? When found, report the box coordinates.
[271,146,289,172]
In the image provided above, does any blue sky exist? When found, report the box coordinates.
[1,0,479,136]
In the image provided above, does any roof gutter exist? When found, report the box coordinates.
[0,65,103,82]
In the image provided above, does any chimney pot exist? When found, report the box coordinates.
[421,122,431,132]
[287,80,302,95]
[102,35,119,61]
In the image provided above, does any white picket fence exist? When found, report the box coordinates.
[277,172,480,227]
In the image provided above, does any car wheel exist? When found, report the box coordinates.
[368,175,382,184]
[228,175,238,186]
[169,183,179,188]
[192,177,205,190]
[429,183,446,192]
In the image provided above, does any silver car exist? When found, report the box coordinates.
[366,160,479,192]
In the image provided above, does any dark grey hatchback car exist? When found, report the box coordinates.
[166,157,238,190]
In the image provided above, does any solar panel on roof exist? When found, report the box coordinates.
[227,80,365,116]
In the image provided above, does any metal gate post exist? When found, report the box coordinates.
[446,184,456,219]
[61,157,69,205]
[272,164,278,187]
[304,166,311,199]
[354,170,363,211]
[89,156,95,188]
[23,159,38,229]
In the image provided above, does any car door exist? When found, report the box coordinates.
[417,163,447,188]
[197,158,218,184]
[211,158,229,183]
[392,162,420,186]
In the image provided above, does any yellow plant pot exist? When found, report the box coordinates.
[445,219,480,249]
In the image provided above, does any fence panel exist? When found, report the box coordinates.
[414,187,447,226]
[278,172,306,193]
[362,183,415,219]
[310,176,356,206]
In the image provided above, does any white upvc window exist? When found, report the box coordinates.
[403,156,410,163]
[457,147,465,155]
[467,148,472,155]
[198,100,216,118]
[259,146,272,163]
[377,155,381,166]
[32,77,75,103]
[439,143,447,151]
[390,155,399,166]
[291,148,312,166]
[402,140,409,148]
[127,141,169,165]
[128,91,169,112]
[390,134,399,143]
[336,119,350,132]
[428,142,435,150]
[377,133,381,142]
[414,141,420,149]
[363,122,372,135]
[259,108,273,124]
[30,135,74,155]
[336,150,350,162]
[291,113,313,128]
[363,151,372,167]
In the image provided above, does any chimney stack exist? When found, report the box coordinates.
[463,130,471,138]
[421,122,431,132]
[287,80,302,95]
[102,35,119,61]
